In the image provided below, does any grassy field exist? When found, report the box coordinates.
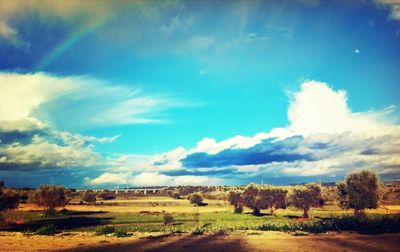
[2,196,400,233]
[1,194,400,251]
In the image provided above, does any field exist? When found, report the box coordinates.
[1,191,400,251]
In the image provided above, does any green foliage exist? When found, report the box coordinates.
[114,229,130,237]
[290,184,324,218]
[163,213,174,225]
[338,170,381,216]
[241,184,288,215]
[228,191,243,213]
[257,215,400,234]
[188,193,203,206]
[95,225,116,235]
[82,191,96,204]
[191,225,205,235]
[30,185,68,213]
[36,224,57,235]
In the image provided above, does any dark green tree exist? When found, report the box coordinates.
[337,170,381,216]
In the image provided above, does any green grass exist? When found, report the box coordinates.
[2,198,399,235]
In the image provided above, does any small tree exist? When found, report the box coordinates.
[163,213,174,225]
[0,181,19,214]
[337,170,381,216]
[82,191,97,204]
[30,185,68,214]
[290,184,324,218]
[269,188,287,214]
[188,193,203,206]
[242,184,261,215]
[228,191,243,213]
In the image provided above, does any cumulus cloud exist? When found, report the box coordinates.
[112,80,400,183]
[88,172,221,186]
[0,118,118,170]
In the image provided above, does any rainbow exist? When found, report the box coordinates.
[34,13,114,71]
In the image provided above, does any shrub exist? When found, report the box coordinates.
[257,215,400,234]
[98,192,116,200]
[163,213,174,225]
[191,225,205,235]
[30,185,68,214]
[36,224,57,235]
[82,191,96,204]
[114,229,130,237]
[188,193,203,206]
[290,184,324,218]
[338,170,381,216]
[0,182,19,214]
[95,225,115,235]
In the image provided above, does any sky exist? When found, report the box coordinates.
[0,0,400,188]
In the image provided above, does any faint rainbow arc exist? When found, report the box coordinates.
[34,13,114,71]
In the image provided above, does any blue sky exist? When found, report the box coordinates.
[0,0,400,188]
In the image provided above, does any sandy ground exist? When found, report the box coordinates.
[0,231,399,252]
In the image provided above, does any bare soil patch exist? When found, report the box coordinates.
[0,231,399,252]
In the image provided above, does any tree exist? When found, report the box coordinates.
[188,193,203,206]
[228,191,243,213]
[82,191,97,204]
[30,185,68,214]
[337,170,381,216]
[269,188,288,214]
[242,184,261,215]
[290,184,324,218]
[0,181,19,214]
[241,185,287,216]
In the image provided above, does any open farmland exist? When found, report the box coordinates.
[1,185,400,252]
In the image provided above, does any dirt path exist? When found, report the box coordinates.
[0,231,399,252]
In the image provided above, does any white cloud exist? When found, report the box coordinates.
[113,80,400,180]
[0,72,184,129]
[287,81,393,136]
[0,118,118,170]
[376,0,400,20]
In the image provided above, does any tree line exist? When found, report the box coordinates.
[227,170,381,217]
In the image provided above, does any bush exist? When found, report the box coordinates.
[30,185,68,214]
[172,192,181,199]
[82,191,96,204]
[0,188,19,214]
[114,229,130,237]
[95,225,116,235]
[163,213,174,225]
[191,225,205,235]
[188,193,203,206]
[257,215,400,234]
[98,192,116,200]
[36,224,57,235]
